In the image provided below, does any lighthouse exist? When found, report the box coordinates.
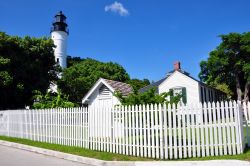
[51,11,69,69]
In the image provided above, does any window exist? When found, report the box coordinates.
[173,87,182,96]
[56,58,59,63]
[170,87,187,104]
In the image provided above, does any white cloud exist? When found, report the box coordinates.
[104,1,129,16]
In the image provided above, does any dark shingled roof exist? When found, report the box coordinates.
[103,78,133,96]
[139,77,167,94]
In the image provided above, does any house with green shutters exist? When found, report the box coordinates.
[139,61,226,105]
[82,62,225,108]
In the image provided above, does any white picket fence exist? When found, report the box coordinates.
[243,102,250,146]
[0,101,249,160]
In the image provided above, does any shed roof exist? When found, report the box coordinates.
[103,78,133,96]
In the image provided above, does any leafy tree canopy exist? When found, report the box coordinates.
[0,56,12,86]
[126,78,150,93]
[115,88,182,105]
[0,32,59,109]
[67,56,83,68]
[58,58,130,104]
[199,32,250,101]
[32,90,76,109]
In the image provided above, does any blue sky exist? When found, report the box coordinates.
[1,0,250,81]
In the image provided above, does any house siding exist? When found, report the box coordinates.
[158,71,200,104]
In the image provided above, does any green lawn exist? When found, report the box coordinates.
[0,135,249,161]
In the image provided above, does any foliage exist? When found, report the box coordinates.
[0,32,59,109]
[67,56,83,68]
[0,56,12,86]
[126,78,150,93]
[208,81,233,99]
[58,58,130,104]
[115,88,182,105]
[32,90,76,109]
[199,32,250,101]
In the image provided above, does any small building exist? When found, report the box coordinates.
[139,62,225,104]
[82,78,133,108]
[82,78,133,138]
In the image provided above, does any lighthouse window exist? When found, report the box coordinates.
[56,58,59,63]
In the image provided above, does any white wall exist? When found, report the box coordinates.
[87,84,120,108]
[51,31,68,68]
[87,83,123,137]
[158,71,200,104]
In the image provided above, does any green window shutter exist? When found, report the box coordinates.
[182,87,187,104]
[169,89,173,99]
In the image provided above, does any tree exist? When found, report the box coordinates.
[126,78,150,93]
[115,88,182,105]
[67,56,83,68]
[0,56,12,86]
[58,58,130,104]
[199,32,250,101]
[32,90,76,109]
[0,32,59,109]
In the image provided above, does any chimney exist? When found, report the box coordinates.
[174,61,181,70]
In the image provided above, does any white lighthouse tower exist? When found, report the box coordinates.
[51,11,69,69]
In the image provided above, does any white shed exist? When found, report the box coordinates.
[82,78,132,138]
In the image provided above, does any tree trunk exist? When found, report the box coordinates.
[244,81,249,102]
[236,74,242,101]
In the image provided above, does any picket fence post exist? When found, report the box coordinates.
[237,101,245,153]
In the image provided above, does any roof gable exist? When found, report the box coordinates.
[82,78,133,104]
[159,70,199,88]
[139,70,199,94]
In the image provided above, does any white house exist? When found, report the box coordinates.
[139,62,226,104]
[82,78,133,108]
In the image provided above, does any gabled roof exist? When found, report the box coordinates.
[82,78,133,104]
[139,69,199,93]
[139,77,167,93]
[103,79,133,96]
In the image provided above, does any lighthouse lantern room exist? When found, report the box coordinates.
[51,11,69,69]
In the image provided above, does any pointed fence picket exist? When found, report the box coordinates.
[0,101,248,160]
[243,102,250,147]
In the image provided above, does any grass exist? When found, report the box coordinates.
[0,135,250,161]
[0,135,150,161]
